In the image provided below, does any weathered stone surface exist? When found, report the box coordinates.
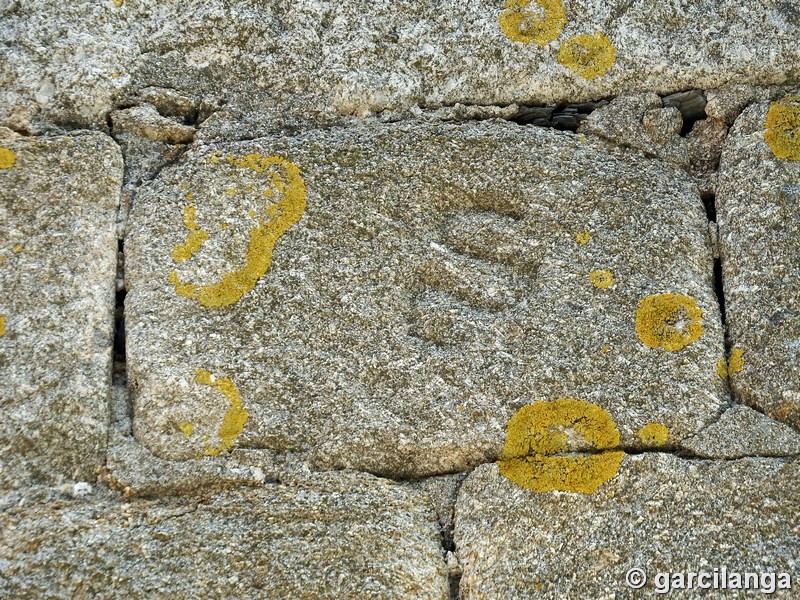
[578,92,729,195]
[454,455,800,598]
[682,405,800,458]
[717,100,800,428]
[2,1,800,136]
[0,472,448,599]
[126,121,724,478]
[0,131,120,489]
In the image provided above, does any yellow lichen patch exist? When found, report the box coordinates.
[716,357,729,379]
[728,347,745,375]
[0,315,5,338]
[498,399,625,494]
[171,205,210,263]
[635,293,704,351]
[195,368,249,456]
[557,32,616,80]
[178,421,194,438]
[718,347,745,379]
[601,344,611,353]
[112,0,124,7]
[12,244,23,253]
[169,155,306,307]
[589,269,615,289]
[499,0,567,46]
[637,423,669,446]
[575,231,591,245]
[765,97,800,161]
[0,147,16,169]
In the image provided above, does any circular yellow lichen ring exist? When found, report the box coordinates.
[498,399,624,494]
[499,0,567,46]
[557,32,616,80]
[765,97,800,161]
[635,293,704,352]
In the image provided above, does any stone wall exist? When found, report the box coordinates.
[1,1,799,597]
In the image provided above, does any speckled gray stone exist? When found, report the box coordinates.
[0,130,120,490]
[0,471,448,599]
[126,120,725,478]
[717,101,800,429]
[454,455,800,599]
[2,1,800,136]
[682,405,800,459]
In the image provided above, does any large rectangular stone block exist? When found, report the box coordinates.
[454,455,799,598]
[0,473,448,599]
[126,121,724,478]
[0,132,121,489]
[2,1,799,134]
[717,99,800,429]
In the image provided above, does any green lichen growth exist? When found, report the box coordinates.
[637,423,669,446]
[498,399,625,494]
[169,155,307,307]
[635,293,704,351]
[195,368,248,456]
[557,32,616,79]
[765,97,800,161]
[0,147,16,169]
[499,0,567,46]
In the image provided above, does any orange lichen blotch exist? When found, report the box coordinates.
[635,293,704,352]
[0,147,16,169]
[717,347,745,379]
[589,268,615,289]
[498,399,625,494]
[637,423,669,446]
[499,0,567,46]
[169,155,306,307]
[557,32,616,80]
[195,368,249,456]
[765,97,800,161]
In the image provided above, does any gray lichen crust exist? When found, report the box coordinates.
[0,131,121,490]
[0,472,448,599]
[718,101,800,429]
[126,120,724,478]
[454,455,800,599]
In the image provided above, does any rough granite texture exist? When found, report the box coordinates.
[125,121,725,477]
[718,101,800,429]
[0,131,121,490]
[2,1,800,597]
[455,455,800,599]
[0,472,449,599]
[2,1,800,136]
[683,405,800,459]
